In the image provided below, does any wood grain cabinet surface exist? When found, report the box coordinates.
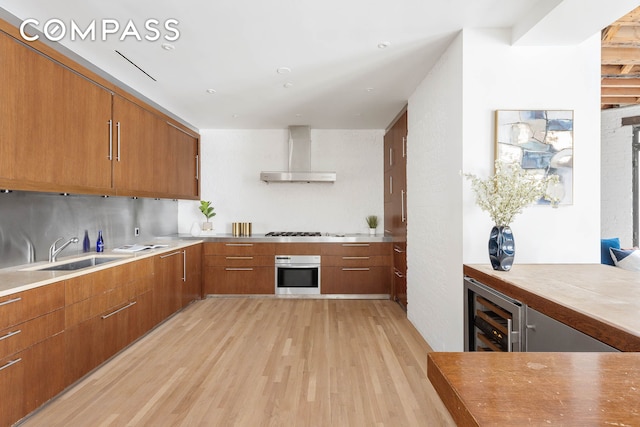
[65,257,154,384]
[203,243,275,295]
[0,31,113,195]
[0,23,200,200]
[384,110,408,308]
[320,243,392,295]
[0,282,65,427]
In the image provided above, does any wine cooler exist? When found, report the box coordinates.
[464,277,523,352]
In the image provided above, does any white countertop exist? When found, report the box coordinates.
[0,239,202,297]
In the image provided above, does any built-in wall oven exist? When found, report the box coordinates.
[275,255,321,295]
[464,277,523,352]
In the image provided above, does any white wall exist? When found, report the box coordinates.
[178,129,384,234]
[407,28,602,351]
[462,29,602,265]
[601,105,637,247]
[407,34,464,352]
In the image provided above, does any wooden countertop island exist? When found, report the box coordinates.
[428,351,640,426]
[464,263,640,351]
[427,264,640,425]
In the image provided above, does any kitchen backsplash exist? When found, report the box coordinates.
[0,191,177,269]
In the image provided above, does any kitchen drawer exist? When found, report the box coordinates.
[0,348,25,426]
[275,243,324,255]
[322,255,392,268]
[0,282,64,331]
[0,332,65,427]
[321,242,391,257]
[0,309,64,360]
[65,268,116,305]
[65,281,137,327]
[203,266,274,294]
[393,268,407,302]
[203,255,274,267]
[203,242,275,256]
[393,243,406,271]
[111,257,154,286]
[321,266,391,294]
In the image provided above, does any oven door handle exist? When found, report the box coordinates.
[277,264,321,269]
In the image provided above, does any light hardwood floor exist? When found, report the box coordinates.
[21,298,455,426]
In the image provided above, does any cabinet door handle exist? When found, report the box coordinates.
[342,256,370,260]
[195,154,199,180]
[226,256,254,260]
[401,189,406,223]
[101,301,137,319]
[0,358,21,372]
[394,247,405,253]
[116,121,121,161]
[389,175,393,194]
[0,329,21,342]
[225,243,253,247]
[0,297,21,307]
[108,119,113,160]
[225,268,253,271]
[160,251,182,259]
[394,270,404,278]
[389,147,393,166]
[402,136,406,158]
[342,268,370,271]
[183,250,186,282]
[342,243,369,247]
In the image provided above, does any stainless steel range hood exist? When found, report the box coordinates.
[260,126,336,183]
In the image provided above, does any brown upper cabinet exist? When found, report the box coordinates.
[0,31,113,194]
[0,24,200,200]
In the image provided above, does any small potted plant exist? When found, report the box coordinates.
[199,201,216,231]
[366,215,379,235]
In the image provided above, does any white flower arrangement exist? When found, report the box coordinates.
[465,161,560,227]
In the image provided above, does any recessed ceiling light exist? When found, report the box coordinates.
[206,89,217,94]
[377,41,391,49]
[161,43,175,51]
[283,82,294,88]
[277,67,292,74]
[366,87,374,92]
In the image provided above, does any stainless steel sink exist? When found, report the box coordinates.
[26,256,125,272]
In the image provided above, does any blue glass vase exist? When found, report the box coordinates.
[488,225,515,271]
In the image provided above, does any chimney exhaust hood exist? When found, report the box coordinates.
[260,126,336,183]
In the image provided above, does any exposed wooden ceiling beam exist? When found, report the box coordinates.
[602,47,640,64]
[601,6,640,110]
[602,78,640,86]
[602,87,640,96]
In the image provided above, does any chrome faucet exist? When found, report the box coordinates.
[49,237,79,262]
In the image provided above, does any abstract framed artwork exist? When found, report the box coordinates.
[495,110,573,205]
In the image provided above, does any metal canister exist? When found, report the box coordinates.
[232,222,241,236]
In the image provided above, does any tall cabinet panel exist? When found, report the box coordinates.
[0,31,113,194]
[156,123,200,199]
[112,95,163,197]
[384,110,408,309]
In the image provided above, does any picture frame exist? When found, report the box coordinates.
[495,110,573,205]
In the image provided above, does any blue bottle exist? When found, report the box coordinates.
[97,230,104,253]
[83,230,90,253]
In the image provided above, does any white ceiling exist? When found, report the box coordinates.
[1,0,638,130]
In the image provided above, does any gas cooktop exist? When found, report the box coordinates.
[265,231,322,237]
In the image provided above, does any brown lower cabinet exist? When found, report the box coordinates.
[321,266,391,294]
[320,243,393,295]
[202,242,393,295]
[0,283,65,427]
[203,243,276,295]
